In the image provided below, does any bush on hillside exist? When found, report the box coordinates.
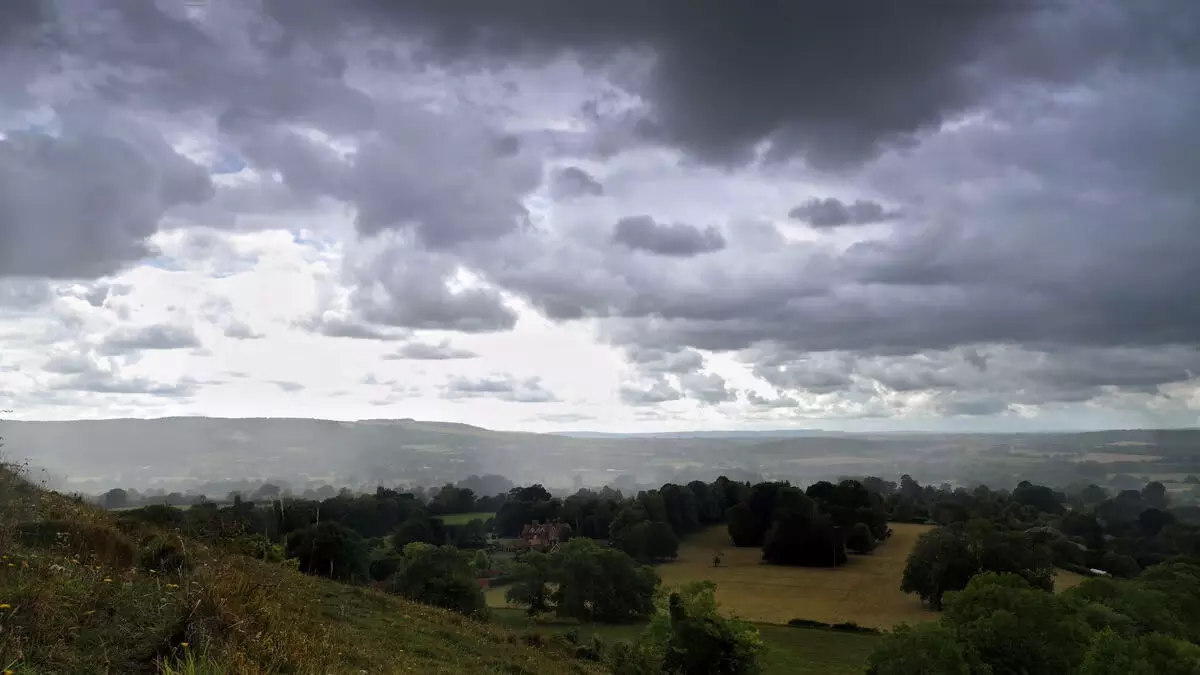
[285,520,370,583]
[138,533,193,574]
[17,519,135,568]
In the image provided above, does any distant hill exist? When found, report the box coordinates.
[554,429,849,439]
[3,416,1198,496]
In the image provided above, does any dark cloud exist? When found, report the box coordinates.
[41,352,95,375]
[273,381,305,393]
[0,280,52,309]
[348,243,518,333]
[383,340,478,360]
[612,216,725,257]
[0,125,214,277]
[45,349,199,397]
[626,346,705,374]
[222,320,263,340]
[99,323,201,355]
[788,197,898,228]
[678,372,735,405]
[619,377,683,406]
[266,1,1198,168]
[551,166,604,199]
[443,374,558,402]
[298,312,409,341]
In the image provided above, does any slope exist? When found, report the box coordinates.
[0,462,599,674]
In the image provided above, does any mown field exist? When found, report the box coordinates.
[492,608,879,675]
[485,521,1092,631]
[438,511,496,525]
[653,522,936,628]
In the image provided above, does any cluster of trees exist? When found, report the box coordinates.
[883,473,1200,581]
[901,519,1056,609]
[506,538,660,623]
[726,479,890,567]
[870,562,1200,675]
[495,478,737,563]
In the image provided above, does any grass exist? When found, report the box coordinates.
[437,512,495,525]
[0,463,598,675]
[650,522,938,628]
[641,523,1088,629]
[491,608,879,674]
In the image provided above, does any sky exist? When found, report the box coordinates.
[1,0,1199,433]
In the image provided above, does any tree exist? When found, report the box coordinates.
[551,539,660,623]
[865,622,984,675]
[901,521,1054,609]
[652,583,764,675]
[472,549,492,573]
[285,520,369,583]
[1142,481,1169,509]
[847,522,877,554]
[1080,630,1200,675]
[506,550,553,615]
[389,543,486,617]
[762,512,846,567]
[102,488,129,509]
[726,503,760,547]
[943,573,1092,675]
[392,515,440,549]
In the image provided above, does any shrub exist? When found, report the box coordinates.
[831,621,881,634]
[18,519,135,568]
[787,618,831,629]
[139,533,194,574]
[368,555,404,582]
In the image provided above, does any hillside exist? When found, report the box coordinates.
[0,463,600,674]
[7,416,1200,500]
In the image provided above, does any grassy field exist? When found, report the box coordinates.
[647,523,1089,629]
[438,511,495,525]
[492,608,879,675]
[652,522,937,628]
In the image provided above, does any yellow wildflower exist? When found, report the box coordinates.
[0,603,10,609]
[181,642,190,648]
[103,578,112,583]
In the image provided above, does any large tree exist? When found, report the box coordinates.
[901,520,1054,609]
[389,543,486,617]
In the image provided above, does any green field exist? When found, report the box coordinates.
[492,608,879,674]
[437,511,495,525]
[654,522,937,628]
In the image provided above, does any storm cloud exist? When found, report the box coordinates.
[2,1,1199,427]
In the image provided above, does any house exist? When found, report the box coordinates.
[520,520,571,552]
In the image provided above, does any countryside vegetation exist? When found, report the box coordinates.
[8,425,1200,675]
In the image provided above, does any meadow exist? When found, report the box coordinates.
[492,609,879,675]
[438,511,496,525]
[485,521,1093,629]
[654,522,937,628]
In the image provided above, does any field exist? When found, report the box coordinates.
[1077,452,1163,463]
[438,511,495,525]
[492,609,879,675]
[651,522,936,628]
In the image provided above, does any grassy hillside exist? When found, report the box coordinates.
[0,463,598,674]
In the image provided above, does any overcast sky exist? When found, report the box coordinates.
[1,0,1199,432]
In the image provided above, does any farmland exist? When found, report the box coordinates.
[438,511,495,525]
[656,522,937,628]
[492,609,879,675]
[488,521,1090,629]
